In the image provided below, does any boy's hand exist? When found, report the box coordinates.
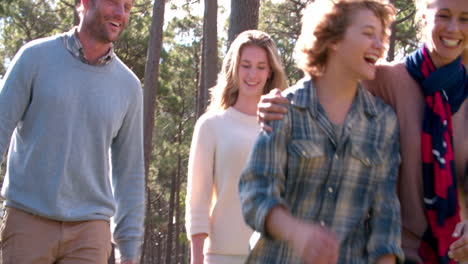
[375,254,396,264]
[289,221,339,264]
[257,88,289,132]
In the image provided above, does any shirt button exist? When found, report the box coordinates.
[334,154,339,160]
[328,187,334,193]
[320,220,326,227]
[363,158,370,166]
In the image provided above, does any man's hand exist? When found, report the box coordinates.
[288,221,339,264]
[257,88,289,132]
[449,220,468,262]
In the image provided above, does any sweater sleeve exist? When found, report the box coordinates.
[185,114,216,239]
[0,44,35,159]
[110,86,145,261]
[362,63,399,108]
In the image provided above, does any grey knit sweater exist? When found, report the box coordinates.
[0,32,145,260]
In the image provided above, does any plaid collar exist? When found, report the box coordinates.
[62,27,114,66]
[288,77,378,119]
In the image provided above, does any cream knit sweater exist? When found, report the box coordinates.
[185,107,259,257]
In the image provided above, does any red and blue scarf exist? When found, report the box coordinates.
[405,45,468,264]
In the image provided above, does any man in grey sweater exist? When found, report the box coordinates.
[0,0,144,263]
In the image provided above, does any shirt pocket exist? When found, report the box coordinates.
[348,139,385,182]
[287,140,326,184]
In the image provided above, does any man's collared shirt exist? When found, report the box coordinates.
[62,27,113,66]
[239,77,404,263]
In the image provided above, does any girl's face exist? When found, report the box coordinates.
[423,0,468,68]
[236,45,271,100]
[332,8,386,81]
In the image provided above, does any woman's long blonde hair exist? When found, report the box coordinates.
[207,30,288,112]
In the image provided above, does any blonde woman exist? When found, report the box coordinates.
[185,30,287,264]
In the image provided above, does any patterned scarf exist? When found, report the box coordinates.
[405,44,468,264]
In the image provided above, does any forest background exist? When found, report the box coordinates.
[0,0,420,263]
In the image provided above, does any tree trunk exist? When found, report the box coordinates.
[141,0,166,262]
[155,197,163,264]
[227,0,260,47]
[174,95,185,263]
[386,0,396,62]
[387,22,397,62]
[164,169,176,264]
[73,0,81,25]
[196,0,218,118]
[174,142,181,263]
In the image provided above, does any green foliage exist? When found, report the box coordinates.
[143,8,204,261]
[0,0,69,77]
[392,0,420,58]
[150,11,202,216]
[259,0,313,85]
[114,0,153,80]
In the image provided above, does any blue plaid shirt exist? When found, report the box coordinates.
[239,77,404,263]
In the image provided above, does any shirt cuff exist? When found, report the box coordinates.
[186,225,210,239]
[117,240,142,262]
[369,244,404,264]
[254,198,288,240]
